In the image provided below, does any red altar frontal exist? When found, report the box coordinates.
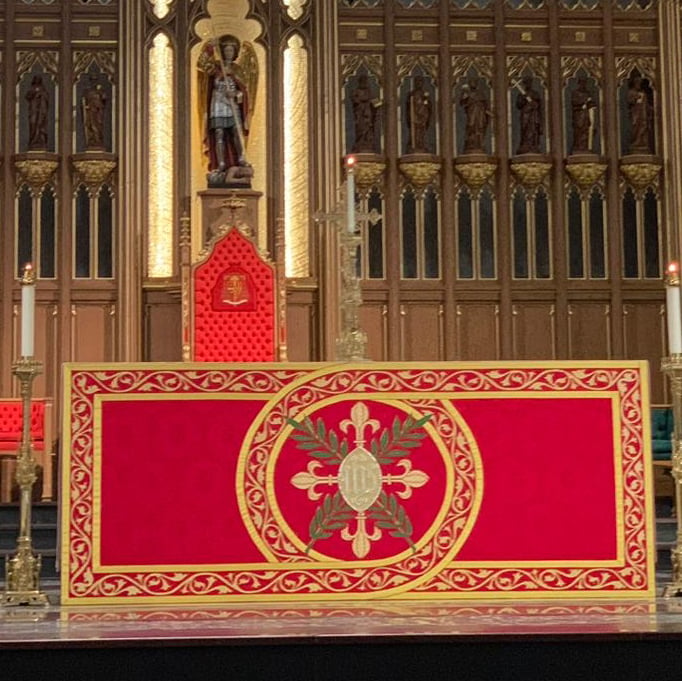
[60,361,655,604]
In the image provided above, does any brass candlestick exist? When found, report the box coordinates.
[2,358,48,606]
[662,354,682,598]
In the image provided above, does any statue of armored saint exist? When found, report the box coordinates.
[197,34,259,187]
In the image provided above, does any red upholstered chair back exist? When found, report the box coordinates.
[0,400,45,451]
[190,225,281,362]
[0,398,54,501]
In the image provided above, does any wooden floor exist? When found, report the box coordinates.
[1,595,682,680]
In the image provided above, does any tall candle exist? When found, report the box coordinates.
[666,261,682,355]
[20,263,35,358]
[346,155,356,234]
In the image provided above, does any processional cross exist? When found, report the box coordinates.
[314,165,381,362]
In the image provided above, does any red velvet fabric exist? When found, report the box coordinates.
[0,400,45,451]
[62,363,654,603]
[453,397,617,561]
[100,398,268,565]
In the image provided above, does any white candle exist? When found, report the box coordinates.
[346,155,356,234]
[666,261,682,355]
[20,263,35,358]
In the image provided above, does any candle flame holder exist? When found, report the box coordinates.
[1,358,48,607]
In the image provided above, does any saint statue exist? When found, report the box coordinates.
[460,77,491,154]
[405,75,432,154]
[570,76,596,154]
[515,76,543,155]
[198,34,258,187]
[626,74,653,154]
[82,75,107,150]
[26,75,49,151]
[351,73,382,153]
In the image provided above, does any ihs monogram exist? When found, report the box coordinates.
[288,402,431,559]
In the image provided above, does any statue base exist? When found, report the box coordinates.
[207,164,254,189]
[198,188,263,246]
[509,153,553,192]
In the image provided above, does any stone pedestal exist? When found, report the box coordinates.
[197,188,263,246]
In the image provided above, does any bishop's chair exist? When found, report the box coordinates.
[181,217,287,363]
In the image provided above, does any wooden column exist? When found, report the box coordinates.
[659,0,682,263]
[118,1,145,361]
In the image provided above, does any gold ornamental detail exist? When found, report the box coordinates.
[510,160,552,191]
[564,161,607,192]
[13,155,59,192]
[71,154,118,190]
[398,155,442,191]
[619,160,661,195]
[289,401,431,559]
[454,159,498,196]
[353,154,387,194]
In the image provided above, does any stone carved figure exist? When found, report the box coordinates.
[460,77,491,154]
[405,75,432,154]
[515,76,543,155]
[82,76,107,150]
[570,76,596,154]
[198,34,258,187]
[627,73,653,154]
[26,75,49,151]
[351,73,382,153]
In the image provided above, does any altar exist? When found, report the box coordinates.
[60,360,655,605]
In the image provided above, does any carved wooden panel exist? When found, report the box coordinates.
[35,302,58,400]
[286,297,316,362]
[623,302,665,403]
[338,24,384,47]
[456,303,499,361]
[71,303,115,362]
[558,26,604,47]
[401,303,442,361]
[448,24,495,49]
[568,303,611,360]
[143,290,181,362]
[614,27,657,49]
[394,23,440,48]
[512,303,556,360]
[360,303,387,362]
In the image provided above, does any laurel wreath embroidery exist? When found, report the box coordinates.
[288,409,431,556]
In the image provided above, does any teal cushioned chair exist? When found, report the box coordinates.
[651,406,674,463]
